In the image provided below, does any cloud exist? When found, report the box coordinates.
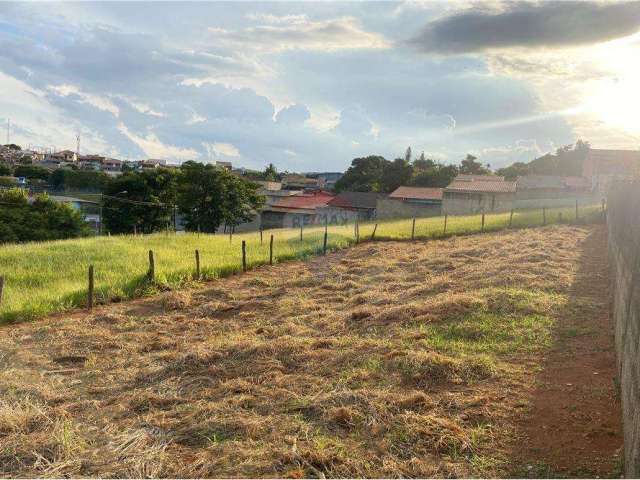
[409,1,640,53]
[117,123,198,160]
[208,15,389,52]
[47,84,120,117]
[202,142,241,159]
[275,103,310,125]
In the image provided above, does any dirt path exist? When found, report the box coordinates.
[511,226,622,477]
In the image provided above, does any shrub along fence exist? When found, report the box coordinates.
[608,181,640,477]
[0,203,602,324]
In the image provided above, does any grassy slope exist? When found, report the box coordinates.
[0,225,594,477]
[0,205,600,323]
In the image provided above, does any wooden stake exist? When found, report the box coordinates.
[195,249,200,279]
[242,240,247,272]
[323,229,328,255]
[0,275,3,307]
[575,199,579,221]
[356,219,360,244]
[443,214,448,234]
[87,265,94,311]
[371,223,378,240]
[269,234,274,265]
[300,222,303,241]
[543,207,547,225]
[229,226,232,243]
[260,227,263,245]
[411,217,416,240]
[148,250,155,280]
[481,212,485,232]
[509,209,514,228]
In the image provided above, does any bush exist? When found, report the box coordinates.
[0,189,91,244]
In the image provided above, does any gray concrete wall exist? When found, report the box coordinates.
[607,181,640,477]
[442,192,514,215]
[515,192,599,210]
[376,198,441,219]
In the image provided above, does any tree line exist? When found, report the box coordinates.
[334,148,490,193]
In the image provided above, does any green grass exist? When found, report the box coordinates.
[0,204,601,323]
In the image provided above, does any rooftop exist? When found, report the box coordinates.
[445,179,517,194]
[328,191,387,209]
[388,186,443,201]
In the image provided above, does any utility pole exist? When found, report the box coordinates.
[76,134,81,157]
[6,118,9,144]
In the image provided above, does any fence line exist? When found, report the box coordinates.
[0,203,603,319]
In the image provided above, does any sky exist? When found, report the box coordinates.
[1,1,640,172]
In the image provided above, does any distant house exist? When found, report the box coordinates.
[282,174,321,191]
[78,154,104,171]
[319,191,387,223]
[376,186,443,219]
[306,172,343,191]
[48,150,77,163]
[515,175,593,208]
[261,190,334,229]
[583,149,640,196]
[443,175,516,214]
[216,161,233,171]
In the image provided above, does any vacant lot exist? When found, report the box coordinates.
[0,225,620,477]
[0,204,600,323]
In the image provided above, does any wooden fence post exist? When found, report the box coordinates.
[411,217,416,240]
[195,249,200,279]
[323,229,328,255]
[575,199,579,221]
[509,209,514,228]
[229,226,233,243]
[481,212,485,232]
[443,214,448,234]
[269,234,274,265]
[371,223,378,240]
[260,227,263,245]
[242,240,247,272]
[148,250,155,280]
[0,275,4,307]
[355,219,360,244]
[87,265,94,311]
[543,207,547,226]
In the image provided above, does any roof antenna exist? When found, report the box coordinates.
[6,118,9,145]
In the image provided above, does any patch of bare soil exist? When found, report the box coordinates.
[510,226,622,477]
[0,225,620,478]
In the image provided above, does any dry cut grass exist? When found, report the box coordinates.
[0,225,591,477]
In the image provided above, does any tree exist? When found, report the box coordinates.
[0,163,11,176]
[102,169,178,234]
[382,158,413,192]
[13,165,50,180]
[263,163,278,181]
[459,154,491,175]
[177,161,264,232]
[496,140,590,178]
[49,169,109,191]
[496,162,531,180]
[409,159,459,188]
[0,188,90,244]
[334,156,388,193]
[404,146,412,163]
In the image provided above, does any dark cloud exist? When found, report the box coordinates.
[409,1,640,53]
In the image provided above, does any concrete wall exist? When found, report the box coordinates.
[376,198,441,219]
[515,193,599,210]
[608,181,640,477]
[442,192,514,215]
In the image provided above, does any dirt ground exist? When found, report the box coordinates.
[0,225,621,478]
[510,226,622,477]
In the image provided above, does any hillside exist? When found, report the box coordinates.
[0,225,620,477]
